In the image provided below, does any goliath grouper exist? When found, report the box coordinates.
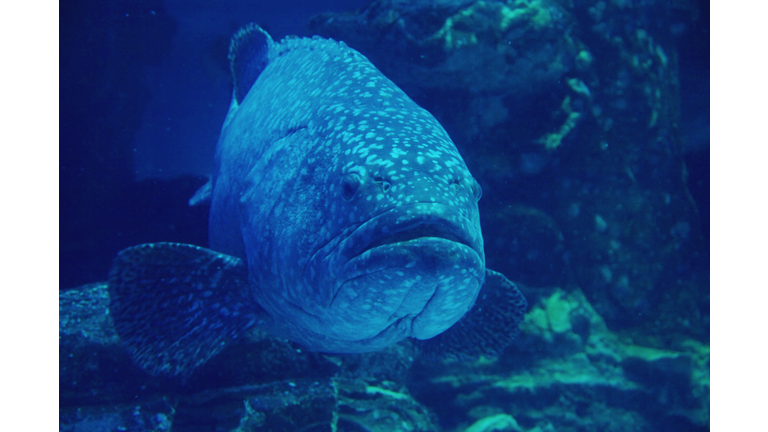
[109,24,527,376]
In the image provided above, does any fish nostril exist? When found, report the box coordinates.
[449,178,462,195]
[341,173,361,201]
[374,176,391,193]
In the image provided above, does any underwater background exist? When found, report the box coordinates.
[60,0,709,431]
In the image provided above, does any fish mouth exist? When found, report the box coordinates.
[358,222,473,256]
[299,202,485,342]
[303,203,483,308]
[336,203,484,292]
[344,203,481,263]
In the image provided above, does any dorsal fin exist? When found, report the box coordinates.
[229,23,273,104]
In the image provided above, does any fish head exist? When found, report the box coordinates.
[297,105,486,347]
[232,37,486,351]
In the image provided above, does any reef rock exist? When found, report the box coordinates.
[60,283,437,432]
[61,282,708,431]
[408,287,709,431]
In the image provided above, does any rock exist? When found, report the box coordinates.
[544,291,573,334]
[59,283,174,405]
[59,283,437,431]
[335,379,438,432]
[60,397,175,432]
[176,379,338,431]
[464,413,523,432]
[408,288,710,431]
[60,281,708,431]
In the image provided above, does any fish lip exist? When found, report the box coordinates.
[347,211,476,260]
[333,202,483,285]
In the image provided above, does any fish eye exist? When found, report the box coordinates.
[471,178,483,202]
[341,172,361,201]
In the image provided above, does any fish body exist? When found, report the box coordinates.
[108,24,526,376]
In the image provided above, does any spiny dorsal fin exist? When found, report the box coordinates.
[229,23,273,104]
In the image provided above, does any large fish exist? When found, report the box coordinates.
[109,24,527,376]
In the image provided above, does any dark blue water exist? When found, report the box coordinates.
[61,0,372,288]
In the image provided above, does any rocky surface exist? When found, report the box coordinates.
[60,282,708,431]
[408,286,709,431]
[60,284,437,432]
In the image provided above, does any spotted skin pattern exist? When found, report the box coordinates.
[108,25,526,377]
[210,28,485,352]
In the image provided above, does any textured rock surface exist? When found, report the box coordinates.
[60,284,175,405]
[60,282,708,431]
[60,283,437,431]
[408,287,709,431]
